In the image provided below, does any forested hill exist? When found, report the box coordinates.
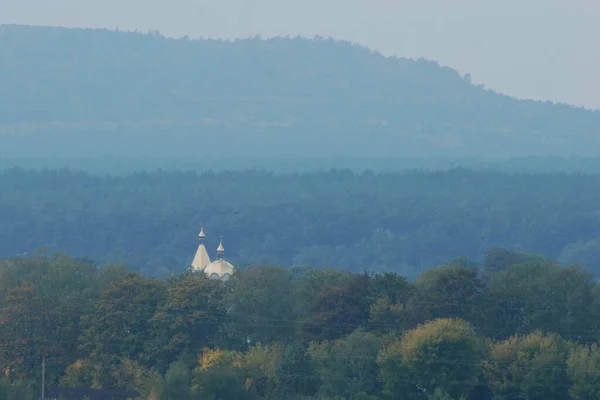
[1,24,599,159]
[2,168,600,278]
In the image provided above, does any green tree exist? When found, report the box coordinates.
[302,274,371,342]
[369,296,415,334]
[0,254,108,380]
[566,343,600,400]
[243,343,284,399]
[428,388,466,400]
[62,356,158,392]
[292,267,356,318]
[378,318,483,400]
[148,271,226,370]
[481,248,551,282]
[483,331,571,400]
[0,377,36,400]
[79,273,167,363]
[275,342,320,398]
[222,265,299,349]
[161,359,192,400]
[192,348,247,400]
[60,359,97,389]
[308,329,385,399]
[474,262,596,341]
[0,283,44,379]
[412,265,482,322]
[370,272,413,305]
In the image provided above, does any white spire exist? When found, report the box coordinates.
[204,235,234,280]
[217,236,224,259]
[191,228,211,271]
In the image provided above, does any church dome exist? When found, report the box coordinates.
[198,235,235,280]
[204,259,235,281]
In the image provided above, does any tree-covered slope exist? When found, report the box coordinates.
[1,168,600,278]
[1,24,599,158]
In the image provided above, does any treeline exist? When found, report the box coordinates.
[2,168,600,278]
[1,251,600,399]
[10,155,600,177]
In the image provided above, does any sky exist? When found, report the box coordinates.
[2,0,599,110]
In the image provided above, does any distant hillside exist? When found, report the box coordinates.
[2,168,600,278]
[1,24,599,159]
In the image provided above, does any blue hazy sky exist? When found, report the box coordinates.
[2,0,599,109]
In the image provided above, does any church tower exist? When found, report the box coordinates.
[190,227,211,271]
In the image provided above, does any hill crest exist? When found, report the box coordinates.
[0,24,599,159]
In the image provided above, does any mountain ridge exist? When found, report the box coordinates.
[1,24,599,159]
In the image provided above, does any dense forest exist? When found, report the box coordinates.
[1,252,599,399]
[1,168,600,278]
[9,155,600,177]
[1,24,599,160]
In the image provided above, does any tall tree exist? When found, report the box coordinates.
[275,342,320,398]
[567,343,600,400]
[473,262,596,341]
[308,329,385,399]
[222,266,298,349]
[302,273,371,342]
[148,272,226,370]
[0,283,44,379]
[483,331,572,400]
[378,318,483,400]
[0,254,101,381]
[412,265,483,322]
[192,348,247,400]
[79,273,167,365]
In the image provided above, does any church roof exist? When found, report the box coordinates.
[204,259,235,279]
[191,243,211,271]
[190,229,235,279]
[191,229,211,271]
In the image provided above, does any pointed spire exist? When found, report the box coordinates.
[191,227,211,271]
[217,235,224,259]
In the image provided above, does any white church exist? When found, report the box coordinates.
[190,228,235,280]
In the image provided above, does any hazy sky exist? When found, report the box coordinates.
[2,0,599,109]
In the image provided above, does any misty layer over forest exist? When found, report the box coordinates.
[2,168,599,278]
[1,24,599,163]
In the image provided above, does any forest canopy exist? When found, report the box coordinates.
[1,167,599,278]
[0,253,598,399]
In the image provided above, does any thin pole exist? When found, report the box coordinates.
[41,356,45,400]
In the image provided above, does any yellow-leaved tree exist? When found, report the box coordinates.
[378,318,483,400]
